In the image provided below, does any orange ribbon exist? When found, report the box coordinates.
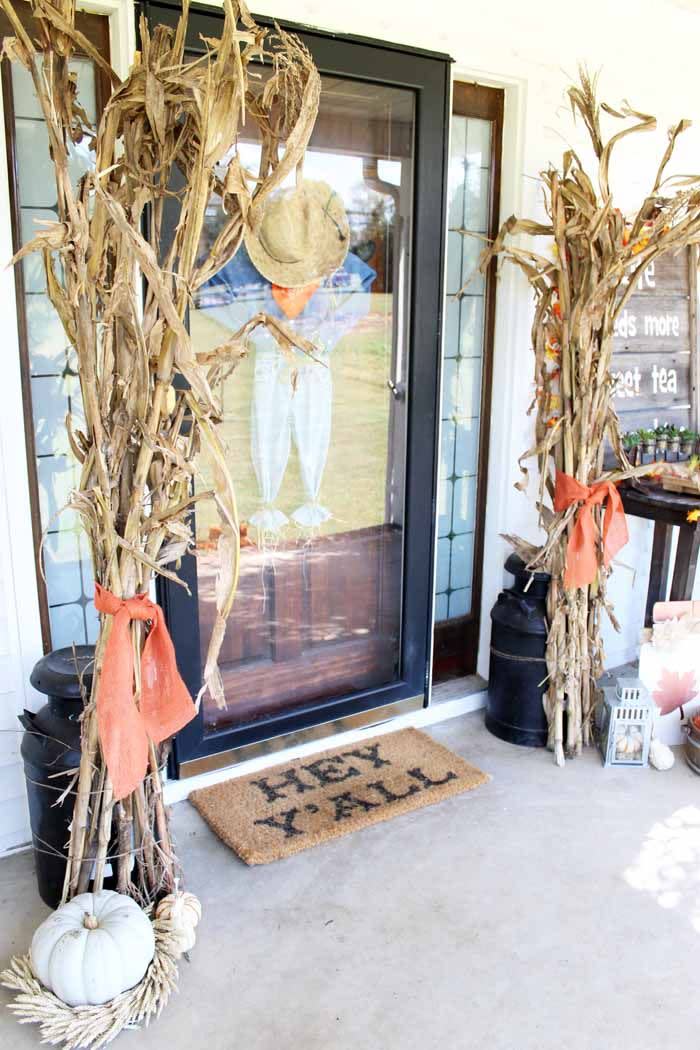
[94,584,197,801]
[553,472,629,590]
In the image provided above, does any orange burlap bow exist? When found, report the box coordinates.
[553,472,629,590]
[94,584,197,800]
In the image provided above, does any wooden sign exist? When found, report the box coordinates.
[612,248,698,434]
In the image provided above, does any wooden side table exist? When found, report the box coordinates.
[620,483,700,627]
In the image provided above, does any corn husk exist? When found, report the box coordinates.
[472,69,700,764]
[1,0,320,897]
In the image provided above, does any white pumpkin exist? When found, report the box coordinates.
[30,890,155,1007]
[156,890,201,929]
[155,891,202,954]
[649,736,675,771]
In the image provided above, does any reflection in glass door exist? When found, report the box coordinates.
[192,76,414,729]
[152,6,450,772]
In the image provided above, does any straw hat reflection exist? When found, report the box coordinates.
[245,179,349,288]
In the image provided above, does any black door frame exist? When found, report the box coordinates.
[143,1,451,776]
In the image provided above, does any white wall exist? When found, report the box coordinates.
[2,0,699,848]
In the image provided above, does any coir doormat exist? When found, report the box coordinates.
[189,728,489,864]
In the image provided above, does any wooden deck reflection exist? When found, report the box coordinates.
[197,524,402,728]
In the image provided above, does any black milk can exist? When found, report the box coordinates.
[20,646,98,906]
[486,554,550,747]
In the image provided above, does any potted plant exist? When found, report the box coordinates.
[666,424,681,459]
[680,429,697,460]
[639,428,657,460]
[654,424,668,457]
[622,430,640,465]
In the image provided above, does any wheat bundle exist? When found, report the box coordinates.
[1,913,184,1049]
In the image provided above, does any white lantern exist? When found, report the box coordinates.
[598,677,653,767]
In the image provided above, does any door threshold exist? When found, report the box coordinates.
[177,694,424,779]
[431,673,487,704]
[164,686,487,805]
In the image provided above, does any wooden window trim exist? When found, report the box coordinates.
[1,3,111,652]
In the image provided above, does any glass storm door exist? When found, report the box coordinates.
[153,4,450,774]
[193,73,413,733]
[432,82,503,683]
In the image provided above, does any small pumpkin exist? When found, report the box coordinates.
[156,890,202,954]
[649,736,675,771]
[30,890,155,1006]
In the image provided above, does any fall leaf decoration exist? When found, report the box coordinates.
[652,668,698,717]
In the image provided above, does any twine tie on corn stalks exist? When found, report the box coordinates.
[93,584,196,802]
[553,472,629,590]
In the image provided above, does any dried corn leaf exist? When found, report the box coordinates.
[478,68,700,763]
[0,0,321,902]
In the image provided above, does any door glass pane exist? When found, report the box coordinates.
[9,59,99,647]
[435,114,492,623]
[192,73,415,729]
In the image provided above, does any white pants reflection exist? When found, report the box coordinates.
[249,349,332,534]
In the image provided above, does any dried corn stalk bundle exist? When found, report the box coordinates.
[471,70,700,764]
[1,0,320,898]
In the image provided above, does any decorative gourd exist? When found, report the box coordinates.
[30,890,155,1006]
[156,890,202,954]
[649,736,675,771]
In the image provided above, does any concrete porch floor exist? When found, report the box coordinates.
[1,710,698,1049]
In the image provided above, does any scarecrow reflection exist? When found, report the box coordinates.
[197,180,376,536]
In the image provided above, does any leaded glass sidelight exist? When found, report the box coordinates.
[435,114,492,624]
[6,57,100,648]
